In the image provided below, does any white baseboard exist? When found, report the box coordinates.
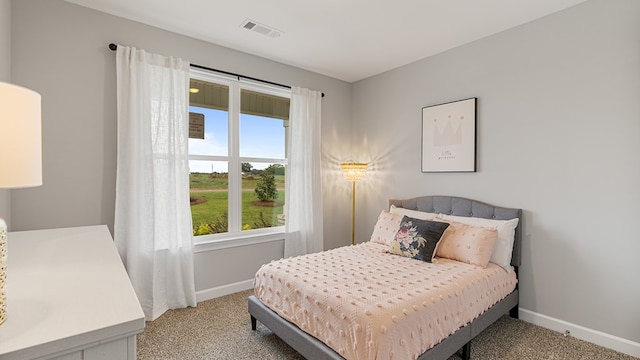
[519,308,640,358]
[195,279,254,303]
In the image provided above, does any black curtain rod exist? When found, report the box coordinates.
[109,43,324,97]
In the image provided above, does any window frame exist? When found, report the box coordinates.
[189,68,290,245]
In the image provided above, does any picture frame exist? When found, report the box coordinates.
[421,97,477,173]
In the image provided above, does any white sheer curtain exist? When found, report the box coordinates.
[284,87,324,257]
[114,46,196,321]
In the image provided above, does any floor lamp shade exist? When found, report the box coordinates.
[340,162,367,182]
[0,82,43,326]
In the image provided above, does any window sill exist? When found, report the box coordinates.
[193,227,285,253]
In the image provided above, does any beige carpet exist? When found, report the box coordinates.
[137,290,637,360]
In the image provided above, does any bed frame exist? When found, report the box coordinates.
[249,195,522,360]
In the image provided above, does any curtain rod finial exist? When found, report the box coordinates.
[109,43,117,51]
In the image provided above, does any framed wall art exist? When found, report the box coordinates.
[421,97,477,172]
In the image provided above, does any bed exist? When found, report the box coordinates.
[248,195,522,360]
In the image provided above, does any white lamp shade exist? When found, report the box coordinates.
[0,82,42,189]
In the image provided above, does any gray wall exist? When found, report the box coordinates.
[0,0,10,225]
[352,0,639,344]
[0,0,8,80]
[10,0,353,292]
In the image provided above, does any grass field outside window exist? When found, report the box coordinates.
[190,173,284,235]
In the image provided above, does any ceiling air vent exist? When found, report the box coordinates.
[240,19,282,38]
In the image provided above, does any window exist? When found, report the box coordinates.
[188,69,289,240]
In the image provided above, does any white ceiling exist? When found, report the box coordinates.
[65,0,587,83]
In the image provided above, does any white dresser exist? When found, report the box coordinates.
[0,225,145,360]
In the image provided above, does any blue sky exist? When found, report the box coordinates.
[188,106,285,173]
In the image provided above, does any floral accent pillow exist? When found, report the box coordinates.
[388,216,450,262]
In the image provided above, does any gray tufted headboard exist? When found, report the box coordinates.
[389,195,522,268]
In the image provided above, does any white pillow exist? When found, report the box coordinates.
[389,204,439,220]
[438,213,519,272]
[369,210,403,246]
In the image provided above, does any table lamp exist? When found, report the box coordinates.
[0,82,42,325]
[340,162,367,245]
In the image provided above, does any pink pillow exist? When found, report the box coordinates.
[435,221,498,267]
[369,210,403,246]
[438,213,518,272]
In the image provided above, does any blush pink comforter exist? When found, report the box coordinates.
[254,242,517,360]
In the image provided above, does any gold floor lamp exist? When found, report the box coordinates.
[340,163,368,245]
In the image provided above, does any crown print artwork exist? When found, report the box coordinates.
[433,115,463,147]
[422,98,476,173]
